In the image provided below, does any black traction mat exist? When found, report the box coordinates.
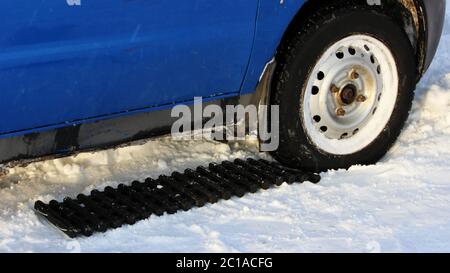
[34,158,320,238]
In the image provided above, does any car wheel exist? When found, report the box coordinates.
[270,7,417,171]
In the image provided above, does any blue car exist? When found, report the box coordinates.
[0,0,445,171]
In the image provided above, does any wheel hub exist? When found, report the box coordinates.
[339,84,357,105]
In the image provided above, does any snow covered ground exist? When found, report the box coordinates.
[1,7,450,253]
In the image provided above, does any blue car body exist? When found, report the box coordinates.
[0,0,444,164]
[0,0,307,137]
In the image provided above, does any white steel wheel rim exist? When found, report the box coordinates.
[302,35,398,155]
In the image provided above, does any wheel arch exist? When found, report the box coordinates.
[246,0,427,152]
[276,0,426,80]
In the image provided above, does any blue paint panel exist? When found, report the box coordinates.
[241,0,307,94]
[0,0,258,135]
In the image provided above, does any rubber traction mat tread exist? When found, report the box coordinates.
[34,158,321,238]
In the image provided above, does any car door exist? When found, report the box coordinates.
[0,0,258,135]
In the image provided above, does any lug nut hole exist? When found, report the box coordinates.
[313,115,321,122]
[348,47,356,55]
[312,86,319,95]
[340,133,348,139]
[317,71,325,80]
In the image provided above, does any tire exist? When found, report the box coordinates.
[270,7,417,172]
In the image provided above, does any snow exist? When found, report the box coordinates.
[1,7,450,253]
